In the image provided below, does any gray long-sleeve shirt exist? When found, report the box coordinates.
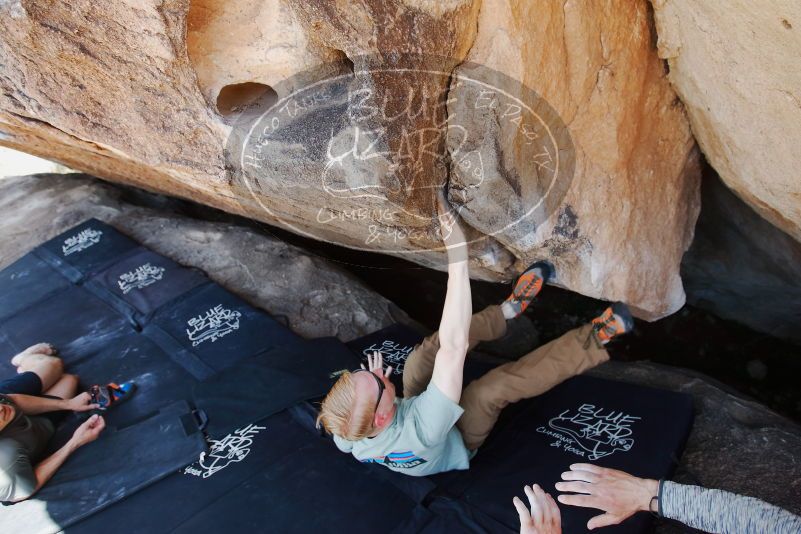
[660,480,801,534]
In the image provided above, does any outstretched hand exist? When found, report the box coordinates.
[556,464,659,530]
[362,351,393,378]
[514,484,562,534]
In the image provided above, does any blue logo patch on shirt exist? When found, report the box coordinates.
[362,451,428,469]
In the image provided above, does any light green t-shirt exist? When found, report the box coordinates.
[333,382,474,476]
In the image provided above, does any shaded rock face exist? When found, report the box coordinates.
[0,0,701,320]
[651,0,801,243]
[682,171,801,344]
[0,173,410,341]
[589,361,801,529]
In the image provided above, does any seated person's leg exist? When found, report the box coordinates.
[458,303,633,451]
[43,374,79,400]
[0,342,62,397]
[10,343,56,367]
[38,374,79,429]
[11,351,63,392]
[0,371,47,397]
[13,345,60,367]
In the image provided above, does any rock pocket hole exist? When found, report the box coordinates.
[331,48,355,74]
[216,82,278,117]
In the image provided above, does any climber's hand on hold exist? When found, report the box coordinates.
[436,191,468,264]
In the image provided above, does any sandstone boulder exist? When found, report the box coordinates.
[0,0,700,320]
[651,0,801,243]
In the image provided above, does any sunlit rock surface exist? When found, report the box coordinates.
[652,0,801,243]
[0,0,702,319]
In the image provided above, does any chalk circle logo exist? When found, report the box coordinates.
[226,54,575,256]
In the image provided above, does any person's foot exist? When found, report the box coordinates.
[501,261,553,319]
[11,343,57,367]
[590,302,634,345]
[89,381,137,411]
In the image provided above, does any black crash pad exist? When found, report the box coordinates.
[72,406,429,534]
[34,219,139,283]
[0,401,206,534]
[87,324,693,534]
[64,334,199,432]
[143,282,302,380]
[0,285,134,372]
[0,218,319,533]
[0,254,71,322]
[193,336,361,437]
[84,247,209,327]
[431,374,694,533]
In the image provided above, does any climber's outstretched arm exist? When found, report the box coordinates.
[430,195,472,403]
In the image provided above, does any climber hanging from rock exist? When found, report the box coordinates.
[316,192,635,475]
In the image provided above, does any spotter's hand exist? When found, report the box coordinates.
[514,484,562,534]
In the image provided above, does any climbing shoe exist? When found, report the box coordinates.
[89,381,137,411]
[590,302,634,345]
[502,261,553,318]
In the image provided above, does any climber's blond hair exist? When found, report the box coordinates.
[316,371,375,441]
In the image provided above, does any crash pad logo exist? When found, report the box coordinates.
[62,228,103,256]
[361,339,414,376]
[228,53,575,257]
[362,451,427,469]
[183,423,266,479]
[117,263,165,294]
[186,304,242,347]
[537,403,640,461]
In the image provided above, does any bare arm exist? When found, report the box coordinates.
[429,195,472,403]
[10,415,105,502]
[7,392,97,415]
